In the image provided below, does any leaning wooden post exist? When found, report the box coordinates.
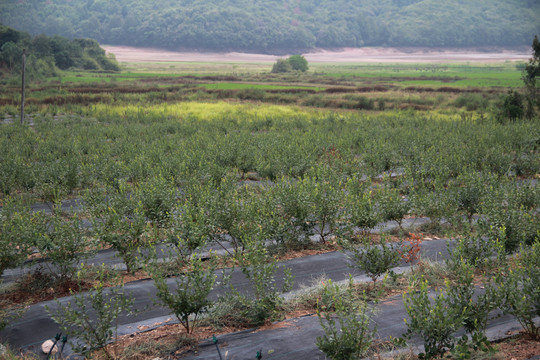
[20,48,26,125]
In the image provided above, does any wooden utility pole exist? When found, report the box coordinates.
[20,49,26,125]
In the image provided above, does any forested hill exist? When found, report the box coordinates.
[0,25,119,78]
[1,0,539,54]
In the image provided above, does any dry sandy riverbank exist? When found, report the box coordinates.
[103,45,530,63]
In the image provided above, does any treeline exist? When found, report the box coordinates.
[0,0,538,53]
[0,24,119,78]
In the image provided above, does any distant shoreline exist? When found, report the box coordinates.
[103,45,530,64]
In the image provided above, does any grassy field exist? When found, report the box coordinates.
[0,60,525,117]
[59,71,185,84]
[115,61,525,87]
[122,61,271,75]
[316,63,524,87]
[197,83,324,90]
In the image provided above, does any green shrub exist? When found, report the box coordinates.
[36,156,80,203]
[206,180,264,255]
[305,168,344,244]
[0,198,35,276]
[403,278,466,359]
[205,196,293,326]
[235,238,294,325]
[341,187,379,237]
[85,183,150,273]
[271,59,292,73]
[166,198,212,263]
[444,259,498,355]
[47,269,134,359]
[479,210,539,253]
[411,187,456,232]
[452,171,493,225]
[343,236,401,287]
[268,177,317,250]
[271,55,308,73]
[480,185,540,252]
[445,236,506,273]
[497,239,540,340]
[236,88,266,101]
[452,94,489,111]
[377,186,411,232]
[497,90,524,122]
[287,55,309,72]
[80,56,99,70]
[508,182,540,211]
[138,174,177,227]
[33,206,94,281]
[357,96,374,110]
[147,251,219,334]
[316,277,375,360]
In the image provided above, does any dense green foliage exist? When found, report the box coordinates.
[0,0,538,53]
[0,198,35,276]
[523,35,540,116]
[523,35,540,93]
[316,277,375,359]
[497,241,540,340]
[1,105,538,198]
[0,24,119,78]
[1,104,538,265]
[287,55,308,72]
[271,58,292,73]
[272,55,309,73]
[344,237,401,286]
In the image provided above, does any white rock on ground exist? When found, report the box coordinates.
[41,339,58,354]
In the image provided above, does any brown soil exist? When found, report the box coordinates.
[103,45,529,64]
[274,242,342,261]
[0,270,92,306]
[496,333,540,360]
[0,268,147,309]
[95,323,246,360]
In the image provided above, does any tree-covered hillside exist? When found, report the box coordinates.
[0,25,119,78]
[0,0,538,53]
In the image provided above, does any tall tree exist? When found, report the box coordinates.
[287,55,309,72]
[522,35,540,117]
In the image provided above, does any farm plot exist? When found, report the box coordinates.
[0,55,539,359]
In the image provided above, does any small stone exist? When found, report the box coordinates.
[0,343,7,356]
[41,339,58,354]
